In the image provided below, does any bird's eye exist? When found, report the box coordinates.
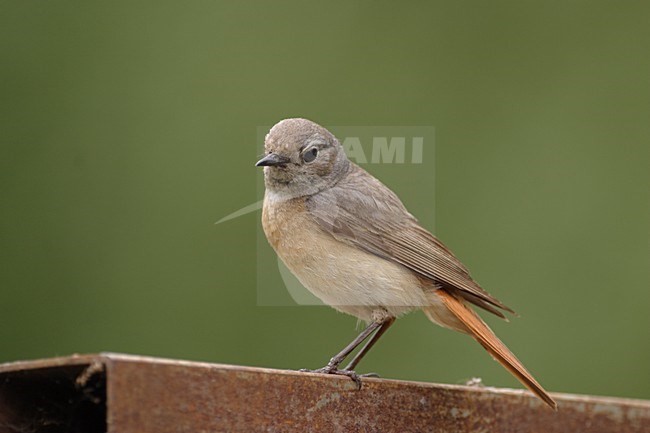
[302,147,318,163]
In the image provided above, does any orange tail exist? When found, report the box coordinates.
[432,290,557,410]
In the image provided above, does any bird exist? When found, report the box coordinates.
[256,118,557,410]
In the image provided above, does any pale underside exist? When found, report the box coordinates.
[261,163,510,329]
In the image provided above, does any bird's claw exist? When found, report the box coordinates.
[298,367,368,389]
[299,367,333,374]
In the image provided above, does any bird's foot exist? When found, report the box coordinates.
[298,366,369,389]
[298,366,333,374]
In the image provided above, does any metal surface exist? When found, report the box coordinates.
[1,353,649,433]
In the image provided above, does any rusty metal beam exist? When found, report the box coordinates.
[1,353,649,433]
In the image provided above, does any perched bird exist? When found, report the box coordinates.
[257,118,556,410]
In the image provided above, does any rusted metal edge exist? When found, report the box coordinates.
[0,354,107,433]
[1,353,649,433]
[1,352,646,408]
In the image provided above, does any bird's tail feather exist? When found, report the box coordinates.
[426,289,557,410]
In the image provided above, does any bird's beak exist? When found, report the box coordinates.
[255,153,290,167]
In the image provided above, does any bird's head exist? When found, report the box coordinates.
[256,118,350,199]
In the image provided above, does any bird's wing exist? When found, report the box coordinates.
[306,164,514,315]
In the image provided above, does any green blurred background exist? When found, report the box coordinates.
[1,1,648,400]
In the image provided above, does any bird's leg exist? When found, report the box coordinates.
[309,320,382,371]
[343,317,395,376]
[300,320,382,388]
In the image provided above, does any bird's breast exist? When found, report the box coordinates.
[262,193,428,321]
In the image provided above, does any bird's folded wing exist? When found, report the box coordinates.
[306,164,514,315]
